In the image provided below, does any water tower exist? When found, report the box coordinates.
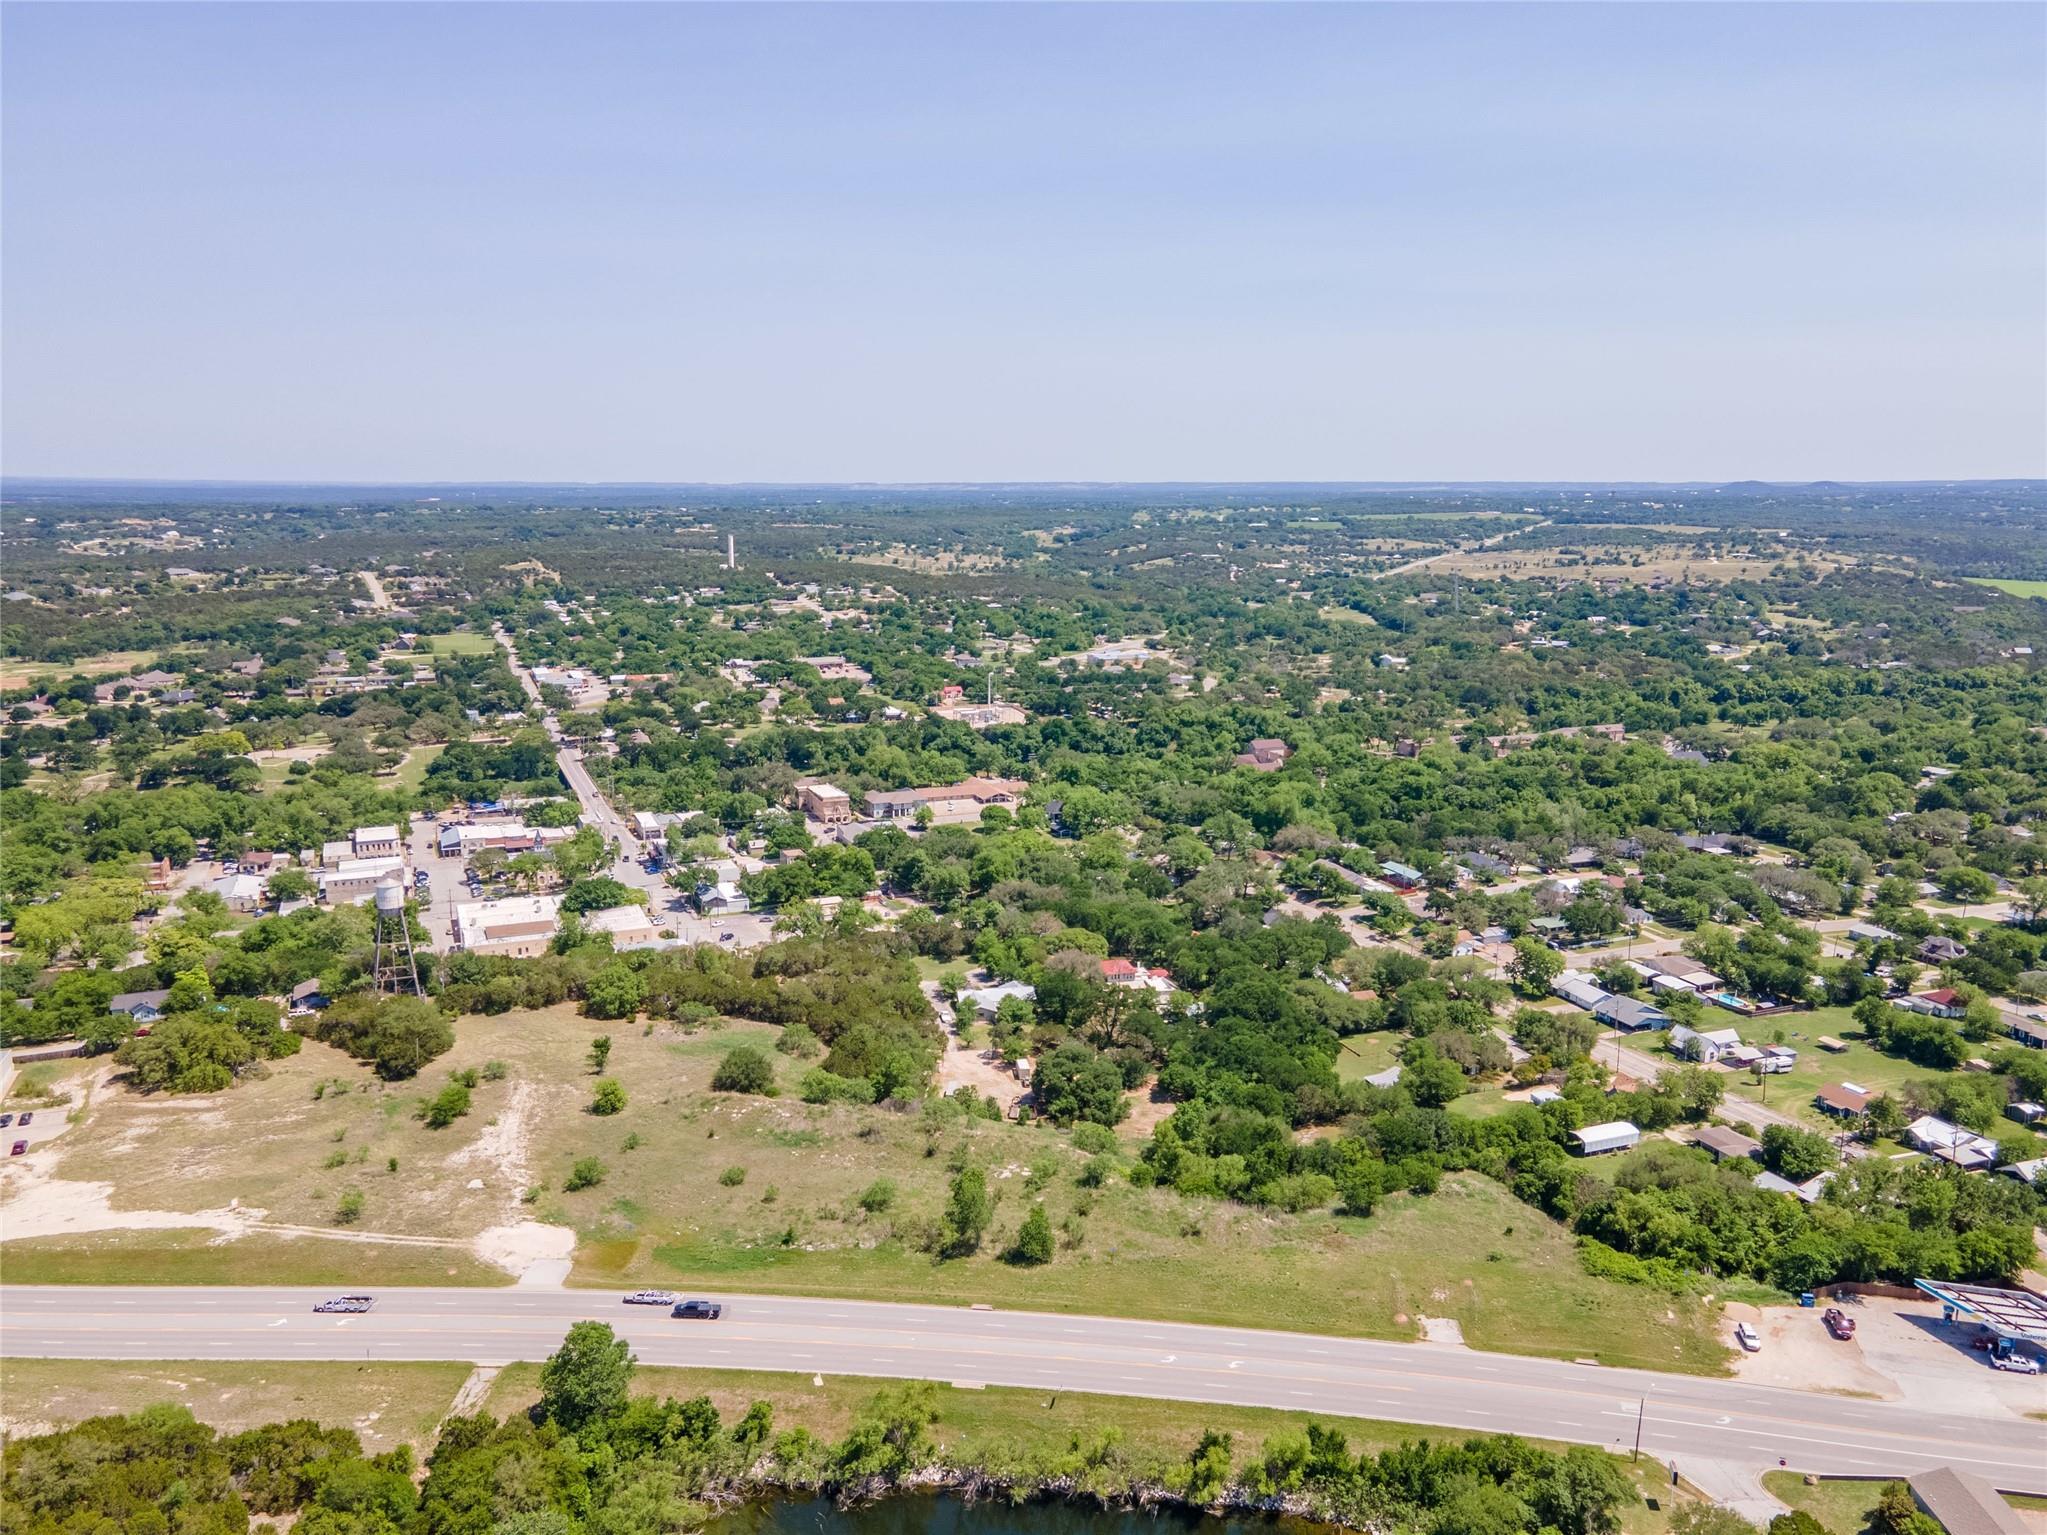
[371,876,424,997]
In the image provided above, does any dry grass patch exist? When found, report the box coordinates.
[0,1358,471,1454]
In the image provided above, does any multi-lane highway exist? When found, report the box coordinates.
[4,1286,2042,1491]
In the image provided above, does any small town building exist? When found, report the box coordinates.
[438,821,573,859]
[108,989,171,1023]
[1898,988,1967,1020]
[798,783,854,824]
[286,978,330,1014]
[451,895,563,958]
[320,856,406,904]
[1815,1082,1874,1118]
[1594,995,1667,1031]
[958,980,1035,1019]
[208,871,269,914]
[1694,1125,1762,1163]
[695,879,749,916]
[864,776,1027,825]
[350,825,403,858]
[1233,738,1291,771]
[1904,1114,2000,1171]
[578,904,662,948]
[1668,1024,1742,1063]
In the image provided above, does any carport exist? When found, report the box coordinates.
[1914,1278,2047,1362]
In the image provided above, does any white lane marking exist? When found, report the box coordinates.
[268,1319,288,1328]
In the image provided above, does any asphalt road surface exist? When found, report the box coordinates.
[4,1287,2041,1490]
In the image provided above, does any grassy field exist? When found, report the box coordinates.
[0,1358,471,1453]
[17,1024,541,1240]
[1711,1007,1932,1124]
[1334,1031,1400,1082]
[0,1228,504,1286]
[0,648,160,690]
[2,1005,1730,1373]
[4,1055,95,1106]
[423,630,498,656]
[1964,577,2047,600]
[1714,1006,2047,1152]
[533,1016,1726,1372]
[394,742,446,791]
[1431,542,1867,588]
[1759,1473,2047,1532]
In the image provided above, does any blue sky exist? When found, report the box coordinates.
[4,3,2041,482]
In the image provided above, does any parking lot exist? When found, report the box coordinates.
[1726,1294,2047,1417]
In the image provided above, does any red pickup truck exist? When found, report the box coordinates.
[1822,1307,1857,1341]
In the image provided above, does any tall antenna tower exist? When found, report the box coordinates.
[371,877,424,997]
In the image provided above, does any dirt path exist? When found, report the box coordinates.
[0,1159,470,1251]
[448,1079,576,1284]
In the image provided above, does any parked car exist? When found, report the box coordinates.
[623,1290,678,1306]
[671,1299,723,1320]
[16,1112,32,1127]
[1822,1307,1856,1340]
[1735,1322,1761,1352]
[9,1141,25,1156]
[0,1113,13,1129]
[313,1295,376,1314]
[1991,1352,2042,1375]
[720,933,736,943]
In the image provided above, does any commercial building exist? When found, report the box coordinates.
[578,904,663,948]
[451,894,563,958]
[437,821,575,859]
[321,856,406,904]
[798,783,854,825]
[865,776,1027,825]
[696,879,750,916]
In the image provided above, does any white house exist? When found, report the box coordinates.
[696,880,749,916]
[1669,1024,1742,1064]
[1904,1115,2000,1171]
[208,870,269,914]
[958,980,1036,1019]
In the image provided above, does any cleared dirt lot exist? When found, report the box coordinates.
[1726,1295,2047,1417]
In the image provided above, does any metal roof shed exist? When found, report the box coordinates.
[1572,1121,1640,1156]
